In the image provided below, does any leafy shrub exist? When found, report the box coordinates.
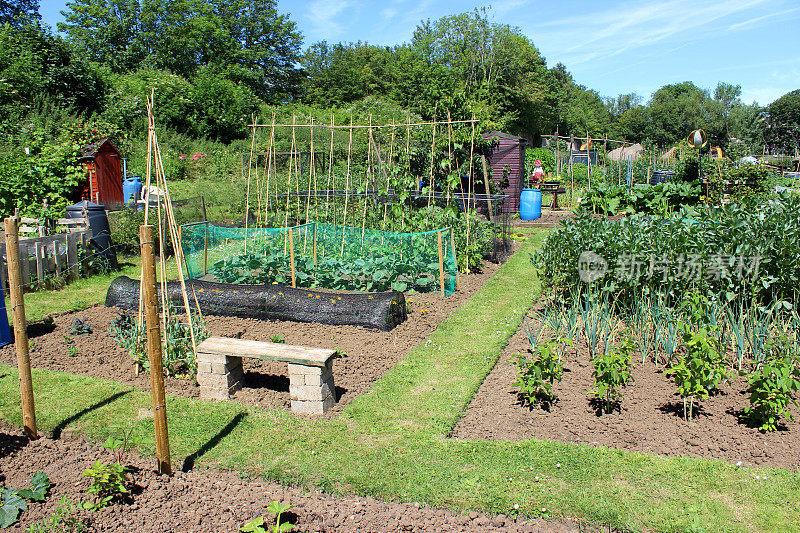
[82,461,128,511]
[578,182,702,215]
[534,193,800,313]
[513,337,569,407]
[669,328,728,420]
[110,311,207,376]
[744,339,800,432]
[592,335,635,413]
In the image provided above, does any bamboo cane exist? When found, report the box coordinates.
[288,227,296,288]
[341,115,353,255]
[245,117,257,252]
[437,230,445,297]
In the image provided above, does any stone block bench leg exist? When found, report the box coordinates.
[289,361,335,415]
[197,353,244,400]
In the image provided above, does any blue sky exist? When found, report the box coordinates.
[40,0,799,106]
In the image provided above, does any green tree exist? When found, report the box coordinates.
[0,0,40,27]
[764,89,800,154]
[646,82,716,147]
[60,0,302,101]
[58,0,143,72]
[0,23,105,112]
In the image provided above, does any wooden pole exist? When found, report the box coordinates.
[4,217,37,440]
[202,222,208,276]
[288,227,296,288]
[482,155,494,223]
[313,223,318,267]
[140,224,171,475]
[450,228,458,291]
[437,230,445,297]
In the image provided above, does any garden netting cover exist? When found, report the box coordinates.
[180,222,458,296]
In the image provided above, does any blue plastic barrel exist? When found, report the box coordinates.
[519,188,542,221]
[0,290,12,348]
[122,175,142,206]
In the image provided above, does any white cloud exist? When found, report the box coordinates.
[727,6,800,31]
[531,0,771,66]
[306,0,354,37]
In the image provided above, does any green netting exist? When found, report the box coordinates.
[181,222,458,296]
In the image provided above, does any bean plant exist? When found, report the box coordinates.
[744,338,800,432]
[592,334,635,413]
[513,337,570,408]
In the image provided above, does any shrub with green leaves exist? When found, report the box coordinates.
[669,328,728,420]
[513,337,569,407]
[110,311,207,377]
[744,339,800,432]
[82,461,129,511]
[592,335,635,413]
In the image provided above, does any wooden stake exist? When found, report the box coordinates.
[202,222,209,276]
[140,224,171,475]
[313,223,318,267]
[245,117,257,252]
[437,230,445,297]
[4,217,37,440]
[482,155,494,223]
[450,228,458,291]
[288,227,296,288]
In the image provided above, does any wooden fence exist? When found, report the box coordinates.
[0,229,93,293]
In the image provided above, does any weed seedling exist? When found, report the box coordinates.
[240,501,293,533]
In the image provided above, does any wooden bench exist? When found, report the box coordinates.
[540,181,567,209]
[196,336,337,415]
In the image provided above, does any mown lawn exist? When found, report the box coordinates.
[2,232,799,532]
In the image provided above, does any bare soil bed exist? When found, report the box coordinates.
[0,254,507,416]
[0,423,592,533]
[452,310,800,470]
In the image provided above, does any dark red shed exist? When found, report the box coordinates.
[482,131,527,213]
[77,139,123,205]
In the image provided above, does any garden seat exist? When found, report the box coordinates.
[196,336,337,415]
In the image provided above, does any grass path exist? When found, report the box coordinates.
[2,234,799,532]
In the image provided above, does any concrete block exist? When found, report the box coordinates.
[199,384,240,401]
[197,369,243,389]
[290,382,333,402]
[288,362,332,376]
[196,352,230,365]
[291,394,335,415]
[289,373,306,387]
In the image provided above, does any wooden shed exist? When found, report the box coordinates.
[77,139,123,205]
[482,131,528,213]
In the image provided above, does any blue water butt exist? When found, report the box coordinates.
[0,291,12,348]
[123,175,142,206]
[519,188,542,221]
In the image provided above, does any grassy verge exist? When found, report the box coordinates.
[2,232,799,532]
